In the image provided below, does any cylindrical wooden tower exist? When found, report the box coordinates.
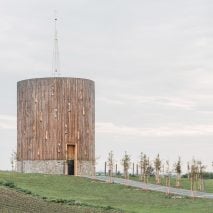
[17,77,95,176]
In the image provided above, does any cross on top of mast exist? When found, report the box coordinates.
[52,11,60,77]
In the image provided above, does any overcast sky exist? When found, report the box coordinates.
[0,0,213,172]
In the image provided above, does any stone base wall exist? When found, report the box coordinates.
[17,160,65,175]
[77,160,95,176]
[17,160,95,176]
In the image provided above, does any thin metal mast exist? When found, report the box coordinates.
[52,12,60,76]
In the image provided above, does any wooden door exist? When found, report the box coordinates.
[67,145,75,160]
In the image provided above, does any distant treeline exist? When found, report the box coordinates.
[182,172,213,179]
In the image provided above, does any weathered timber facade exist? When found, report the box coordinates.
[17,77,95,176]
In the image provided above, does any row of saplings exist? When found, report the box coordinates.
[105,151,207,194]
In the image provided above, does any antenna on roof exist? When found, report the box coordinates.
[52,10,60,77]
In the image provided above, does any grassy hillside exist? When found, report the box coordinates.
[0,186,112,213]
[0,171,213,213]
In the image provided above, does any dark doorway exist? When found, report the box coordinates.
[68,160,74,175]
[67,144,75,175]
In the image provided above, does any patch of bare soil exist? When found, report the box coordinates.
[0,186,109,213]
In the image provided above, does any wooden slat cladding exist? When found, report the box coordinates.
[17,77,95,162]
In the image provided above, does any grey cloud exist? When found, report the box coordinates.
[0,114,16,130]
[0,0,213,170]
[96,122,213,137]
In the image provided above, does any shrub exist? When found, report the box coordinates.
[3,181,16,188]
[104,205,114,210]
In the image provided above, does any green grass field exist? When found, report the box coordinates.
[0,171,213,213]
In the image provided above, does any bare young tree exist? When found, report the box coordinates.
[138,153,150,182]
[187,161,190,180]
[107,151,114,183]
[189,159,206,195]
[154,154,162,184]
[10,150,17,171]
[174,157,181,187]
[143,155,149,182]
[138,152,144,181]
[189,159,198,198]
[121,151,131,179]
[144,157,150,184]
[197,161,206,191]
[165,160,171,195]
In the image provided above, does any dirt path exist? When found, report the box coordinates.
[86,176,213,199]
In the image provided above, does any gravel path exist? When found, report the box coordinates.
[85,176,213,199]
